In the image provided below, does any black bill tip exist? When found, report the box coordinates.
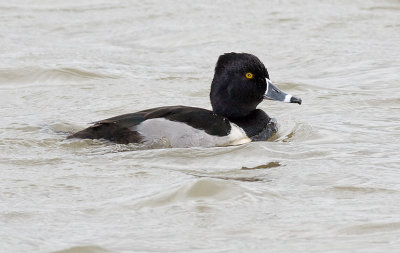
[290,96,302,105]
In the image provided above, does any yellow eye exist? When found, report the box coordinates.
[245,72,253,79]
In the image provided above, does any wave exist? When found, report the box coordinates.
[0,66,118,84]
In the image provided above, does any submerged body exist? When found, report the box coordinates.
[68,53,301,147]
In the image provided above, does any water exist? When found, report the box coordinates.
[1,0,400,252]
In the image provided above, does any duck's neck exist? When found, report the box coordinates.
[211,98,258,119]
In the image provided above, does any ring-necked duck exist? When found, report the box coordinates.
[68,53,301,147]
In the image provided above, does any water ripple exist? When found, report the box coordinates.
[0,67,118,84]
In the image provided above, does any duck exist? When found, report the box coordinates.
[67,52,301,147]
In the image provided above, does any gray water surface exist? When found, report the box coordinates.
[1,0,400,252]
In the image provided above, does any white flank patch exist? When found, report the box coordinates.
[132,118,250,148]
[227,123,252,145]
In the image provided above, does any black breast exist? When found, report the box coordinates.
[230,109,277,141]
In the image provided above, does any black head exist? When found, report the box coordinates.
[210,52,301,119]
[210,53,269,118]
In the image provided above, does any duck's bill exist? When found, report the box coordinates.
[264,78,302,105]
